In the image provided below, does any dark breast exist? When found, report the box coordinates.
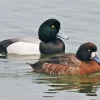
[39,38,65,54]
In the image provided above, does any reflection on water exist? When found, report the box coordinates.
[0,53,100,99]
[4,53,58,61]
[0,0,100,99]
[35,74,100,97]
[0,55,100,100]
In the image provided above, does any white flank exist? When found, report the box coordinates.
[7,42,40,55]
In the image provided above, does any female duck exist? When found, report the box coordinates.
[28,42,100,75]
[0,18,69,55]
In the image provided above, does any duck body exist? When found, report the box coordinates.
[0,36,40,55]
[0,18,69,55]
[28,42,100,75]
[0,37,65,55]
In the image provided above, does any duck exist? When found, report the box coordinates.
[0,18,69,55]
[27,42,100,75]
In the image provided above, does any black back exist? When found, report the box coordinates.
[0,39,14,48]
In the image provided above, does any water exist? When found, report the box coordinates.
[0,0,100,100]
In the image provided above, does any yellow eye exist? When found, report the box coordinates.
[88,49,91,52]
[52,25,55,28]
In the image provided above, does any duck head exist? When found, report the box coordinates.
[38,18,69,43]
[76,42,100,63]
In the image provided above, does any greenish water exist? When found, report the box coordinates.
[0,0,100,100]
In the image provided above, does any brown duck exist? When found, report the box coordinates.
[27,42,100,75]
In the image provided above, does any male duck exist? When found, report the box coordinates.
[28,42,100,75]
[0,18,69,55]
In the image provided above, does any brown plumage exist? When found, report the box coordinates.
[41,60,100,75]
[27,42,100,75]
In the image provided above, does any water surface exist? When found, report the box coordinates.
[0,0,100,100]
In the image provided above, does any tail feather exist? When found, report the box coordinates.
[26,62,35,71]
[0,44,7,53]
[26,62,43,71]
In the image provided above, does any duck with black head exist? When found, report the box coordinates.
[27,42,100,75]
[0,18,69,55]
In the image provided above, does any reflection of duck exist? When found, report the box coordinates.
[28,42,100,75]
[36,75,99,96]
[0,19,68,55]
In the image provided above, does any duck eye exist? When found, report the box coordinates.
[52,25,55,28]
[88,49,91,52]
